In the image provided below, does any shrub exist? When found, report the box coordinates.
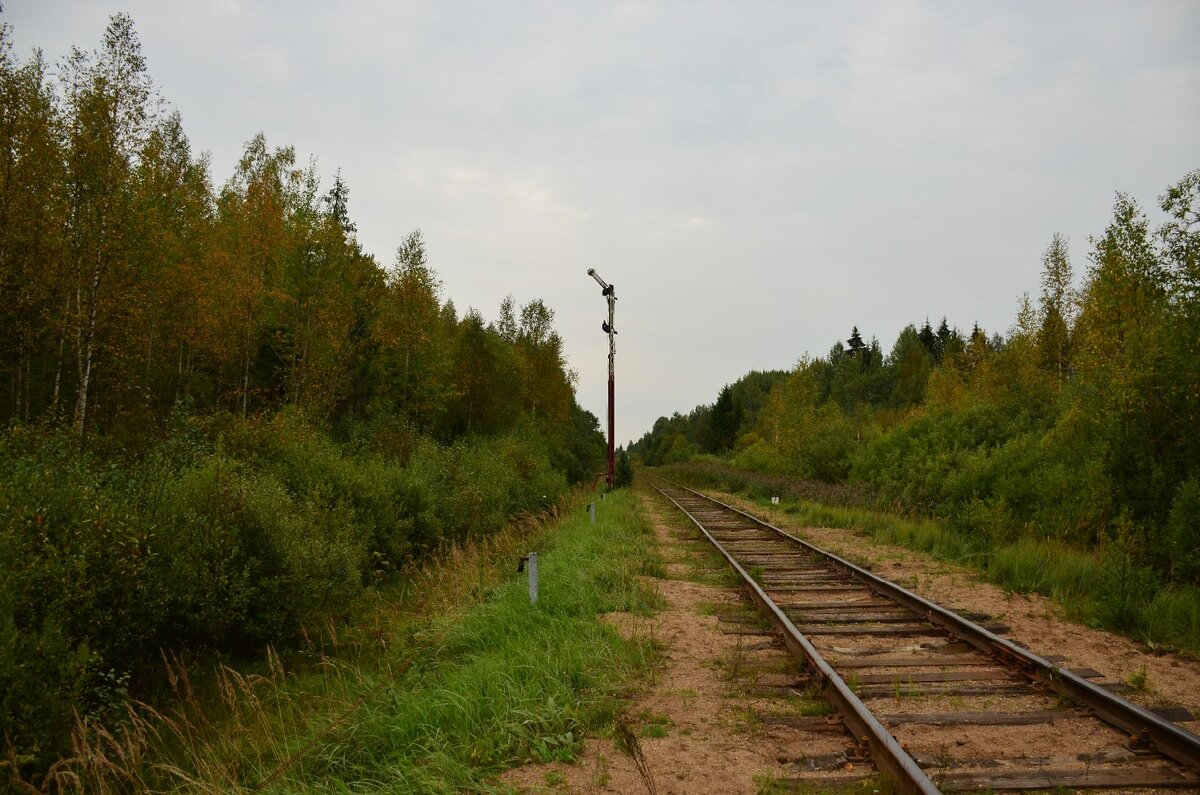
[1166,477,1200,584]
[0,413,575,776]
[614,451,634,488]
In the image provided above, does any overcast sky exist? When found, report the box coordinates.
[5,1,1198,444]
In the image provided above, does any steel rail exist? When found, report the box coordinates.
[655,476,1200,775]
[653,481,941,795]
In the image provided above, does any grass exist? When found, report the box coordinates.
[36,488,663,794]
[636,709,672,739]
[662,467,1200,656]
[1128,666,1149,692]
[794,686,837,717]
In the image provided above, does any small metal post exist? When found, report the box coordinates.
[528,552,538,604]
[588,503,596,523]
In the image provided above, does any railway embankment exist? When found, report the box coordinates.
[645,477,1200,793]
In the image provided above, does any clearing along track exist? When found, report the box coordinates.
[653,478,1200,793]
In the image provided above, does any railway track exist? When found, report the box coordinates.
[651,477,1200,793]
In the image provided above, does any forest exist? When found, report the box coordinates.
[0,15,604,774]
[632,170,1200,649]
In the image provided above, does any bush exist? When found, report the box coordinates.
[1167,477,1200,584]
[614,451,634,488]
[0,413,575,777]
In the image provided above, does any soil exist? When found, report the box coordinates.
[498,486,1200,794]
[498,488,862,794]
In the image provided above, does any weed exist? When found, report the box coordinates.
[640,723,669,739]
[613,714,656,794]
[1128,666,1150,692]
[638,558,670,579]
[590,753,611,788]
[891,674,919,700]
[727,635,746,680]
[795,686,836,717]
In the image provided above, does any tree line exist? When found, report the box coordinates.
[0,14,605,776]
[633,171,1200,592]
[0,14,583,442]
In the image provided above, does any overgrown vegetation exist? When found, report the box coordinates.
[637,171,1200,652]
[14,488,661,793]
[0,14,608,779]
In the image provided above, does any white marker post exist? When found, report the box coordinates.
[528,552,538,605]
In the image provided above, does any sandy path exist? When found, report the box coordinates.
[500,489,856,794]
[501,486,1200,794]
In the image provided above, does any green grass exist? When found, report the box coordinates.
[636,710,672,739]
[49,488,663,794]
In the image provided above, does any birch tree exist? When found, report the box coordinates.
[61,13,155,435]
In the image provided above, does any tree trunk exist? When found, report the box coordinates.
[23,351,32,423]
[73,245,103,437]
[240,301,253,416]
[51,294,67,419]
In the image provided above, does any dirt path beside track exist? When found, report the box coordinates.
[501,485,1200,794]
[500,487,861,794]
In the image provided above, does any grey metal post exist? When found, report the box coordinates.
[588,503,595,523]
[528,552,538,604]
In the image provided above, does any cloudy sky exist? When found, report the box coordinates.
[5,1,1198,444]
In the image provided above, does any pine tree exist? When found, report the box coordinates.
[323,168,355,234]
[847,326,867,357]
[917,319,937,359]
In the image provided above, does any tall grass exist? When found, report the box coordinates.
[22,489,661,793]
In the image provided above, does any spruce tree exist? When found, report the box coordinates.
[917,319,937,358]
[847,326,867,357]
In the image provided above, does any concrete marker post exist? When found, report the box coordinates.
[528,552,538,605]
